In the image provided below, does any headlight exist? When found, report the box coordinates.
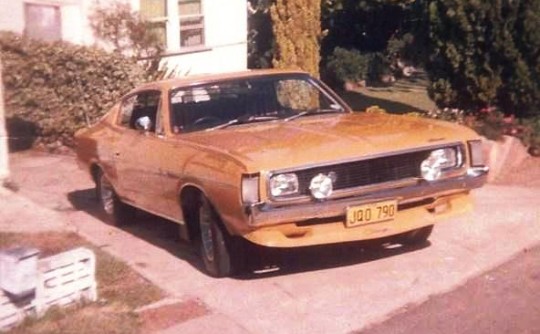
[421,148,459,181]
[242,175,259,204]
[269,173,299,197]
[468,140,485,167]
[309,173,335,199]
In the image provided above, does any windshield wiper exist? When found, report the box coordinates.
[206,115,279,131]
[283,108,344,122]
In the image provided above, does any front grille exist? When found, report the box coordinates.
[294,150,433,196]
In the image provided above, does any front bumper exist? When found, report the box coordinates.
[242,167,488,247]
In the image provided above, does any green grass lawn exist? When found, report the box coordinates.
[336,75,437,114]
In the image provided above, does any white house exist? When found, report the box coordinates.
[0,0,247,178]
[0,0,248,75]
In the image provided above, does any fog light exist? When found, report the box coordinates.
[309,173,334,199]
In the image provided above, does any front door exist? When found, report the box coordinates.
[113,90,170,216]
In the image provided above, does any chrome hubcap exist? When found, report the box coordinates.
[100,175,115,215]
[200,207,214,262]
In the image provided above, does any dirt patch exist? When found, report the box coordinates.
[139,299,210,332]
[9,305,139,334]
[0,232,85,257]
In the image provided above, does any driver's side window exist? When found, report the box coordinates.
[118,91,161,132]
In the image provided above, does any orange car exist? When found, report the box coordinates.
[76,70,488,277]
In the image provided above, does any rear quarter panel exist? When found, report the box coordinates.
[75,105,122,186]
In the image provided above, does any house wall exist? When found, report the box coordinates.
[161,0,248,75]
[0,0,247,76]
[0,0,92,45]
[0,0,25,34]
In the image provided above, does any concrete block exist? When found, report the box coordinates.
[0,247,98,330]
[32,247,97,316]
[0,247,40,299]
[0,290,24,332]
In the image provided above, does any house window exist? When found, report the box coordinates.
[24,3,61,41]
[179,0,205,47]
[140,0,205,51]
[140,0,168,47]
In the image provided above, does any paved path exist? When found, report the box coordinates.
[359,244,540,334]
[2,151,539,333]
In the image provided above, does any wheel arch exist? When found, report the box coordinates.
[179,184,229,242]
[179,185,204,242]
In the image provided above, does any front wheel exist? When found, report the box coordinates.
[197,197,240,277]
[96,169,136,226]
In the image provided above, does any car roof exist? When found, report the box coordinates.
[129,69,311,94]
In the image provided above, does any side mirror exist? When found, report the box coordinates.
[134,116,152,132]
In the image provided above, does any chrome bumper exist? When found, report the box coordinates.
[245,167,488,227]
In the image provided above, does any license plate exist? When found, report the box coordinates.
[346,200,397,228]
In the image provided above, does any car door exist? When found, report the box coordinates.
[113,90,171,216]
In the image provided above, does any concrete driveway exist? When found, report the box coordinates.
[4,151,540,333]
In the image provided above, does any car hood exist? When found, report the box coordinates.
[181,113,478,172]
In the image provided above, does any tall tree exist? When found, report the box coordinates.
[271,0,322,77]
[427,0,540,117]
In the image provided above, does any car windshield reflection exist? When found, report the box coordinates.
[169,74,346,133]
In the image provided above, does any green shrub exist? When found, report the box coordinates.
[516,116,540,154]
[326,47,369,84]
[426,0,540,118]
[326,48,393,86]
[89,2,165,79]
[426,106,540,149]
[0,32,146,149]
[366,52,392,83]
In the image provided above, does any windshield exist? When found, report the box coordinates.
[169,74,348,133]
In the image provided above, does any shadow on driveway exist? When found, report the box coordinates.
[68,188,430,279]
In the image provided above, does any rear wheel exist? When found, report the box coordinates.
[96,169,136,226]
[197,196,243,277]
[395,225,434,246]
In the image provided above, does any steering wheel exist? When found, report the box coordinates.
[193,116,222,126]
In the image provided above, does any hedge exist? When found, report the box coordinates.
[0,32,147,150]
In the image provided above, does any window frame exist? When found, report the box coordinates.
[23,2,62,42]
[117,90,163,133]
[140,0,206,51]
[178,0,205,48]
[140,0,169,47]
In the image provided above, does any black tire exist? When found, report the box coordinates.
[96,169,137,226]
[396,225,434,246]
[197,196,242,277]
